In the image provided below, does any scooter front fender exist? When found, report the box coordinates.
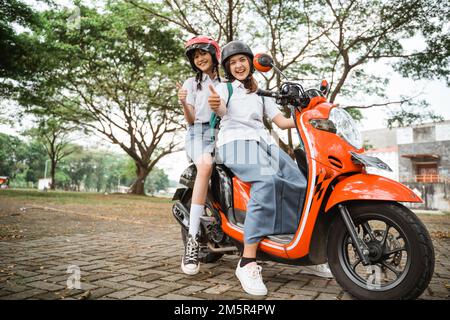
[325,173,422,212]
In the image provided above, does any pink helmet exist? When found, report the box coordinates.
[184,35,221,72]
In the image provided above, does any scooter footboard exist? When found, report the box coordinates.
[325,173,422,212]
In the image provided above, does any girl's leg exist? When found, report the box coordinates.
[182,153,213,275]
[242,242,258,259]
[218,141,270,295]
[240,242,259,266]
[189,153,213,236]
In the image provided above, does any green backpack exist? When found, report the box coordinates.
[209,82,233,141]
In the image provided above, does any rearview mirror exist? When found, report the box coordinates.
[254,53,273,72]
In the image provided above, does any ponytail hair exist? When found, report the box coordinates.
[195,71,203,91]
[241,76,258,93]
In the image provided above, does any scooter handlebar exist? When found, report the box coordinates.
[256,89,281,99]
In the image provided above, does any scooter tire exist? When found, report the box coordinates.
[327,201,434,300]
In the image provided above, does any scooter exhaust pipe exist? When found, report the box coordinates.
[207,242,238,253]
[172,202,190,231]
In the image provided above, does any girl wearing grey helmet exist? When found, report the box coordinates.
[208,40,330,296]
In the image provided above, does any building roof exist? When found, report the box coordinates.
[401,154,440,160]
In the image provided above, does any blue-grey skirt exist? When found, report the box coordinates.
[185,122,215,163]
[217,139,307,244]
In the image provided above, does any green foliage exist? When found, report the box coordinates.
[393,1,449,85]
[22,139,47,183]
[0,133,28,178]
[249,0,448,107]
[0,0,40,79]
[384,95,444,128]
[0,133,47,184]
[344,108,363,122]
[14,1,188,194]
[146,167,169,195]
[0,131,175,193]
[2,0,448,190]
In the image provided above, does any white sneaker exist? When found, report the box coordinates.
[235,260,268,296]
[299,263,333,278]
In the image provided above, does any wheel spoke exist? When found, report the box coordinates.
[383,247,406,257]
[380,261,401,278]
[362,222,377,241]
[381,225,391,249]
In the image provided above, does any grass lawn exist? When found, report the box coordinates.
[0,189,175,225]
[0,189,178,241]
[0,188,173,205]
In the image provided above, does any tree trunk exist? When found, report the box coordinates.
[50,159,56,190]
[129,163,150,195]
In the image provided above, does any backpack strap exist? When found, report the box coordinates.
[226,82,233,108]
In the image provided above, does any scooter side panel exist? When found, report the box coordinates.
[283,108,336,259]
[325,173,423,212]
[233,177,250,212]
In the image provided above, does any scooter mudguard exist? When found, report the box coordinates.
[325,173,422,212]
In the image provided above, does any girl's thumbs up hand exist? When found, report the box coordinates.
[177,82,187,105]
[208,85,221,112]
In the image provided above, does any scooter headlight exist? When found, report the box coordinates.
[328,107,362,149]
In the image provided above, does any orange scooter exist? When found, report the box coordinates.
[172,53,435,300]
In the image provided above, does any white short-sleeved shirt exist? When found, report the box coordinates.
[182,74,221,123]
[215,80,282,147]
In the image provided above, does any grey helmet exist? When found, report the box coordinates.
[220,40,254,80]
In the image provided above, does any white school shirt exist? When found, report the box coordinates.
[182,74,221,123]
[215,80,282,147]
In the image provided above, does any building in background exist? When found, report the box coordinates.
[361,121,450,211]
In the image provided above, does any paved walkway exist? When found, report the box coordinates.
[0,200,448,300]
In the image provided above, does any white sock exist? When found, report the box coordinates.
[189,204,204,237]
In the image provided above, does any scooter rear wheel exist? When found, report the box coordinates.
[327,202,434,300]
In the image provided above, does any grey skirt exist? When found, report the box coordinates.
[185,122,215,163]
[217,139,307,244]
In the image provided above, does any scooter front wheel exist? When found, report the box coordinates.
[327,202,434,300]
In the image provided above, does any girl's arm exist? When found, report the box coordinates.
[177,82,195,125]
[182,102,196,125]
[272,113,296,129]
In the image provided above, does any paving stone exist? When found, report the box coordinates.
[316,292,339,300]
[27,281,65,292]
[159,293,203,300]
[92,280,129,291]
[105,287,145,299]
[123,280,159,290]
[1,289,47,300]
[203,284,233,295]
[0,202,446,301]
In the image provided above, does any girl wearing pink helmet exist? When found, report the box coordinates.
[177,35,221,275]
